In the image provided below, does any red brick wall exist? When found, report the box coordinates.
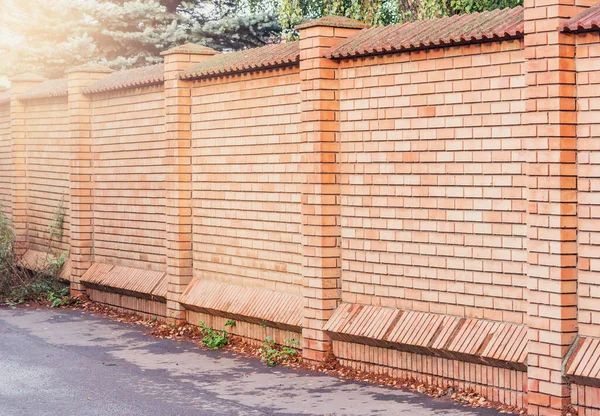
[338,40,527,324]
[576,31,600,338]
[90,86,166,271]
[8,19,600,412]
[190,67,303,295]
[23,97,71,253]
[0,103,11,220]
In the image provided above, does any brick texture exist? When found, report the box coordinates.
[90,86,166,271]
[334,340,527,408]
[298,22,365,362]
[523,0,583,413]
[10,74,47,254]
[190,68,303,295]
[22,97,71,254]
[575,31,600,338]
[67,65,113,293]
[162,45,216,322]
[0,103,11,219]
[338,41,528,326]
[571,384,600,415]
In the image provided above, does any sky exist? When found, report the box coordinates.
[0,7,21,88]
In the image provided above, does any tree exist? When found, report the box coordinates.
[0,0,98,78]
[0,0,281,78]
[277,0,523,39]
[0,0,522,80]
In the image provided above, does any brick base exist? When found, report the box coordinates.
[187,310,302,347]
[333,340,527,409]
[86,288,167,320]
[572,384,600,415]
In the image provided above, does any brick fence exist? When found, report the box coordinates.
[2,1,600,413]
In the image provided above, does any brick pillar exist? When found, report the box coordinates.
[9,73,47,254]
[161,44,219,322]
[297,17,367,361]
[524,2,586,414]
[65,64,113,294]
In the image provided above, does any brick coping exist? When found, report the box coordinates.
[324,303,527,371]
[80,263,167,302]
[179,279,303,332]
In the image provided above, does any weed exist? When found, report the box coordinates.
[48,286,74,308]
[199,321,231,349]
[261,337,300,367]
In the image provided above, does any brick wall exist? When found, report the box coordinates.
[338,40,528,325]
[23,97,71,253]
[576,31,600,338]
[5,7,600,412]
[0,103,11,219]
[190,68,303,295]
[90,86,166,271]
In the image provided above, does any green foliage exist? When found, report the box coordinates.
[261,337,300,367]
[277,0,523,39]
[0,0,519,78]
[0,0,282,78]
[0,203,71,305]
[198,320,235,349]
[48,285,73,308]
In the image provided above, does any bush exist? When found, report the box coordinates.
[0,202,70,305]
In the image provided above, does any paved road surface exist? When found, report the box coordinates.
[0,307,502,416]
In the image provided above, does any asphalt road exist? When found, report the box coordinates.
[0,307,502,416]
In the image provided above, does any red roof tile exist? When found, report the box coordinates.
[18,78,68,101]
[326,6,524,59]
[0,90,10,105]
[296,15,369,30]
[84,64,164,94]
[560,3,600,32]
[180,41,299,80]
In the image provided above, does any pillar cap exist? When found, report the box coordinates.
[9,73,47,83]
[161,43,220,56]
[65,63,114,74]
[295,15,369,30]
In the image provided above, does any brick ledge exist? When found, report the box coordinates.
[179,279,303,332]
[323,303,527,371]
[80,263,167,302]
[20,249,71,281]
[566,336,600,387]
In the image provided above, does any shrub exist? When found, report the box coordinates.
[0,201,70,305]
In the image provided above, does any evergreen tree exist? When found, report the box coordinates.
[0,0,281,78]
